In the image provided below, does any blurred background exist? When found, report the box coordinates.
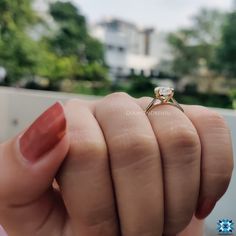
[0,1,236,235]
[0,0,236,108]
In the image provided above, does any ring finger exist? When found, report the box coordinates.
[137,98,201,235]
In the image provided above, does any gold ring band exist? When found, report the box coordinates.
[145,87,184,114]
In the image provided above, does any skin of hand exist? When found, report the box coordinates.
[0,93,233,236]
[178,217,204,236]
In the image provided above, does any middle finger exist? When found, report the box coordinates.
[95,92,164,236]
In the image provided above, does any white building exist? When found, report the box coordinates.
[234,0,236,9]
[91,18,172,80]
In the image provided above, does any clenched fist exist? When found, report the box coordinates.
[0,93,233,236]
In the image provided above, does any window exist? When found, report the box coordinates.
[118,47,125,52]
[106,44,114,50]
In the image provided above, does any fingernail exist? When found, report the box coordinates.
[19,102,66,162]
[195,198,217,219]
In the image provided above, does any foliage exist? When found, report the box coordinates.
[168,29,203,76]
[0,31,38,81]
[168,8,225,77]
[0,0,38,31]
[0,0,107,86]
[191,8,225,44]
[48,1,104,63]
[216,12,236,77]
[0,0,39,82]
[36,49,78,82]
[175,91,232,109]
[231,89,236,109]
[40,1,107,85]
[127,75,154,97]
[48,1,87,57]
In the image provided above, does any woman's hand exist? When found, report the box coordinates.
[0,93,233,236]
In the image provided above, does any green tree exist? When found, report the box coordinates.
[0,0,108,89]
[37,0,108,89]
[192,8,225,44]
[0,0,37,32]
[36,45,78,82]
[168,29,201,76]
[0,0,39,82]
[216,12,236,77]
[48,1,104,63]
[168,8,225,77]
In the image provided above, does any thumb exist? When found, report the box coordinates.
[0,102,69,236]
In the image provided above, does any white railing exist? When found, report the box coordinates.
[0,86,235,235]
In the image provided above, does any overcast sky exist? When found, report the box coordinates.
[72,0,233,31]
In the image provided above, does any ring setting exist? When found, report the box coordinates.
[145,87,184,114]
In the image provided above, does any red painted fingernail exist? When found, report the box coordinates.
[19,102,66,162]
[195,198,217,219]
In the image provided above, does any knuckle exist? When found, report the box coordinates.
[220,173,233,184]
[220,157,234,176]
[108,92,130,100]
[99,92,134,116]
[80,140,106,158]
[205,110,228,128]
[65,98,81,108]
[195,106,229,130]
[204,166,233,184]
[69,131,106,159]
[170,127,200,151]
[110,131,157,169]
[102,92,130,106]
[164,127,200,167]
[202,153,234,194]
[112,131,156,155]
[65,98,90,110]
[203,171,233,198]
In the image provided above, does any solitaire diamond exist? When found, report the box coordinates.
[145,86,183,113]
[155,87,173,97]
